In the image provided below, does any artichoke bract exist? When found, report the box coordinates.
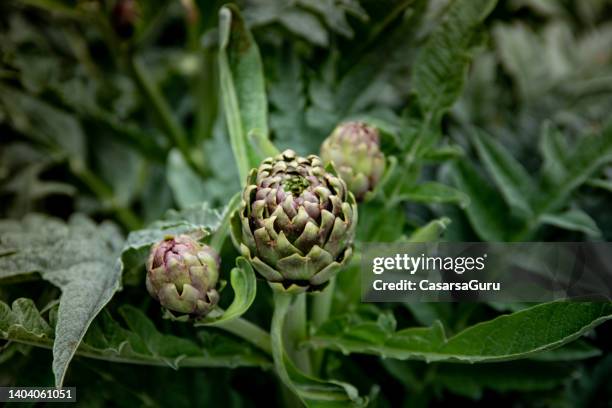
[146,235,220,317]
[231,150,357,292]
[320,121,386,201]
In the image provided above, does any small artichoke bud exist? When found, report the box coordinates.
[320,121,386,201]
[231,149,357,293]
[146,235,220,317]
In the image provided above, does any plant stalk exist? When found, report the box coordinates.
[271,291,303,407]
[127,55,207,177]
[310,277,336,374]
[285,292,312,375]
[214,317,272,355]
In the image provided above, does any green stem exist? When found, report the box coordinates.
[194,48,218,143]
[209,193,241,253]
[285,293,311,375]
[5,337,270,369]
[214,317,272,355]
[310,278,336,374]
[311,278,336,327]
[127,55,207,177]
[271,291,301,400]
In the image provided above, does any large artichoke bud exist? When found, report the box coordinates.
[320,121,386,201]
[146,235,220,317]
[231,150,357,292]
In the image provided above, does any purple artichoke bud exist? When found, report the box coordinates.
[320,121,386,201]
[146,235,220,317]
[231,149,357,293]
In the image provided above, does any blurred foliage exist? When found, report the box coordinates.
[1,0,612,406]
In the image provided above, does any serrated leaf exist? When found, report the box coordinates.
[412,0,498,117]
[0,298,53,343]
[540,209,602,237]
[309,302,612,363]
[0,214,123,386]
[123,203,222,253]
[449,160,515,241]
[0,299,271,370]
[470,129,535,217]
[537,125,612,213]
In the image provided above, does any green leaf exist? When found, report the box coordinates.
[195,258,256,326]
[166,149,208,210]
[539,122,570,185]
[407,217,451,242]
[309,302,612,363]
[537,125,612,213]
[470,129,535,217]
[277,9,329,47]
[394,182,469,207]
[0,86,85,160]
[539,209,602,237]
[449,160,515,240]
[530,340,602,362]
[209,193,242,253]
[586,177,612,193]
[0,299,271,369]
[271,291,366,407]
[218,5,278,182]
[0,298,53,344]
[123,203,222,254]
[384,359,574,399]
[0,214,123,386]
[422,144,465,161]
[412,0,498,117]
[431,361,574,399]
[0,143,76,217]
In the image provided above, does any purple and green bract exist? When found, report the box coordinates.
[320,121,386,201]
[232,150,358,292]
[146,235,220,317]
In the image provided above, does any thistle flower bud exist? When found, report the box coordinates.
[231,150,357,293]
[320,121,386,201]
[146,235,219,317]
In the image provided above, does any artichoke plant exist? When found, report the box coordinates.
[146,235,220,317]
[231,150,357,292]
[320,121,386,201]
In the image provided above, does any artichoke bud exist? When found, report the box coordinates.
[146,235,220,317]
[231,150,358,293]
[320,121,386,201]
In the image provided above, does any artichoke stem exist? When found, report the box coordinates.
[215,316,272,355]
[310,277,336,373]
[271,291,300,400]
[285,293,312,375]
